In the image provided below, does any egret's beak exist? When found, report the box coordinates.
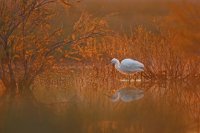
[103,93,112,98]
[139,66,145,71]
[107,61,113,65]
[106,62,111,65]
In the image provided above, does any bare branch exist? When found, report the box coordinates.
[45,32,107,57]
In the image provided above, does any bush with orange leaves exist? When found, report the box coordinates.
[71,24,200,80]
[0,0,108,93]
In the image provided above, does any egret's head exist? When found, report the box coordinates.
[137,63,145,72]
[111,91,120,102]
[111,58,119,65]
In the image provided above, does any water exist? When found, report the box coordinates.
[0,67,200,133]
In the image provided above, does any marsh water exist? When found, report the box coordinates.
[0,67,200,133]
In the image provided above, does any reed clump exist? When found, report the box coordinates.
[70,25,200,81]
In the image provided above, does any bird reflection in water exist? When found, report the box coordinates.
[111,87,144,102]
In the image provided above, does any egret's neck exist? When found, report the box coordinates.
[111,91,120,102]
[114,60,120,71]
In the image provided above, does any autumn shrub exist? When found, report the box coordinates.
[71,25,200,80]
[0,0,108,93]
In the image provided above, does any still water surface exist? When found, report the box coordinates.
[0,68,200,133]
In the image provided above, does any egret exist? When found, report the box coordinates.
[111,58,144,82]
[111,88,144,102]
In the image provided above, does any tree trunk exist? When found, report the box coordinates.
[18,79,33,94]
[1,76,33,95]
[2,79,17,96]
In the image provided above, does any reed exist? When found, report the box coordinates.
[70,25,200,81]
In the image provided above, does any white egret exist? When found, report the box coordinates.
[111,58,144,82]
[111,88,144,102]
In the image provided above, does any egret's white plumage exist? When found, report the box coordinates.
[111,88,144,102]
[111,58,144,75]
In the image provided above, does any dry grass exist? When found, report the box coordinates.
[69,24,200,81]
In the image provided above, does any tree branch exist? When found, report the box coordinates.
[45,32,107,57]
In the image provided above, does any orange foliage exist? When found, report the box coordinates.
[71,25,200,80]
[166,1,200,54]
[0,0,108,92]
[0,0,199,94]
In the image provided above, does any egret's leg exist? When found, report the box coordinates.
[113,101,121,110]
[134,73,136,81]
[128,74,131,84]
[140,72,143,82]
